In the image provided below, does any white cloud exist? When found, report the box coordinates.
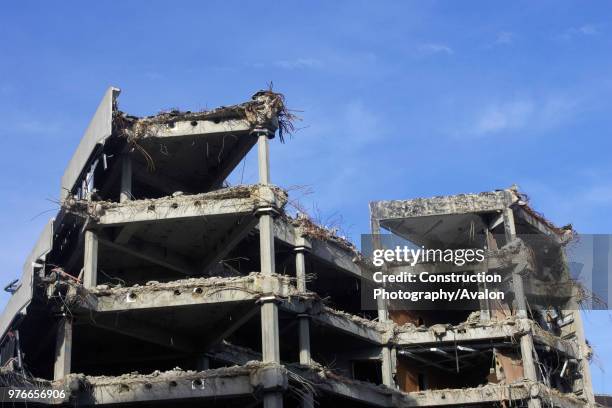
[495,31,514,45]
[472,100,534,135]
[417,43,453,56]
[273,58,323,70]
[561,24,601,40]
[464,95,578,137]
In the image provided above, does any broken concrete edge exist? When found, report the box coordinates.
[46,271,580,359]
[4,365,585,407]
[394,314,582,360]
[369,189,513,219]
[33,362,286,405]
[209,341,589,408]
[46,272,388,346]
[322,306,391,333]
[114,89,296,142]
[61,184,288,223]
[8,338,578,407]
[302,365,588,408]
[369,186,573,242]
[285,213,362,259]
[49,272,311,311]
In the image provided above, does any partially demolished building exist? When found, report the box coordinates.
[0,87,595,407]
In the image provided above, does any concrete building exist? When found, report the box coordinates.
[0,88,595,407]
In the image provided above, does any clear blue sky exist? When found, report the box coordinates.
[1,0,610,393]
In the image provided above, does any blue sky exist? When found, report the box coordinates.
[1,0,611,393]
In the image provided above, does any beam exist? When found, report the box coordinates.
[92,313,197,353]
[96,195,258,227]
[209,136,257,189]
[369,190,514,221]
[395,319,527,345]
[200,216,259,273]
[69,364,286,406]
[149,118,251,139]
[271,217,366,280]
[514,206,564,245]
[98,236,198,276]
[202,304,259,349]
[278,302,385,345]
[87,274,292,312]
[113,224,139,245]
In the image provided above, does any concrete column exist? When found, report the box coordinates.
[257,132,271,185]
[83,230,98,288]
[480,229,493,321]
[505,207,541,408]
[261,297,280,363]
[295,244,312,365]
[294,236,310,292]
[298,314,314,408]
[120,153,132,203]
[298,314,311,365]
[560,250,595,405]
[381,346,394,388]
[260,212,276,276]
[371,217,393,388]
[371,218,389,322]
[295,238,314,407]
[53,318,73,380]
[296,250,307,292]
[254,131,283,408]
[502,207,517,243]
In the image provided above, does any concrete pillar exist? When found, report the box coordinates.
[295,238,314,407]
[255,130,283,408]
[560,250,595,405]
[259,212,276,276]
[479,229,493,321]
[505,207,541,408]
[53,318,72,380]
[294,236,310,292]
[381,346,394,388]
[119,153,132,203]
[568,305,595,404]
[298,314,314,408]
[261,297,280,363]
[298,314,311,365]
[296,250,307,292]
[257,132,271,185]
[370,218,389,322]
[371,217,393,387]
[83,230,98,288]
